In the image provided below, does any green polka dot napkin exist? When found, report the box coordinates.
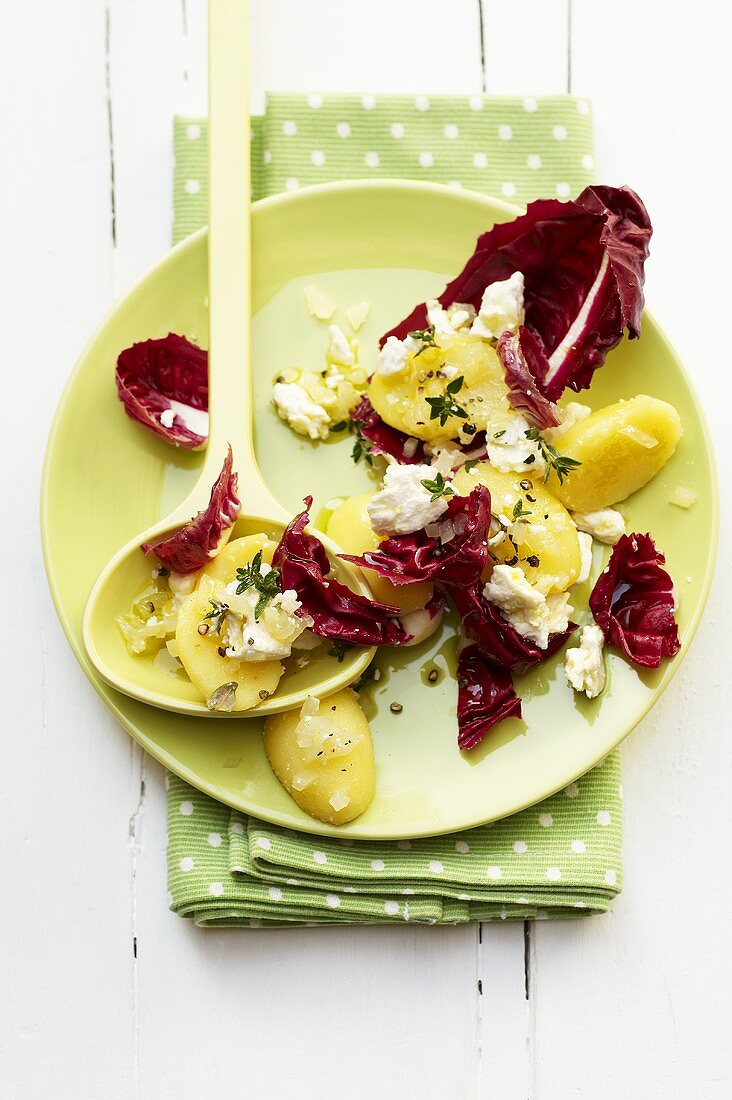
[167,93,621,927]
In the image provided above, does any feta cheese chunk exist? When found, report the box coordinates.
[485,412,546,474]
[483,564,572,649]
[572,508,625,545]
[426,299,475,337]
[375,334,421,378]
[159,408,175,429]
[272,381,331,441]
[470,271,525,340]
[565,623,606,699]
[221,574,310,662]
[577,531,594,585]
[326,323,355,368]
[368,463,452,536]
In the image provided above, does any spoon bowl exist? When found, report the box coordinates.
[82,497,377,718]
[82,0,375,717]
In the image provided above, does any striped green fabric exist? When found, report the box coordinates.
[167,92,621,927]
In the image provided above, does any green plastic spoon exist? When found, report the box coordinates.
[82,0,375,717]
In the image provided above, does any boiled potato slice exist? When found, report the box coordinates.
[200,532,277,584]
[264,689,375,825]
[369,334,516,443]
[176,534,283,711]
[547,394,682,512]
[326,492,434,614]
[453,462,581,593]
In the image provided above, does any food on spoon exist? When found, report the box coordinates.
[116,333,209,448]
[546,395,682,512]
[264,690,375,824]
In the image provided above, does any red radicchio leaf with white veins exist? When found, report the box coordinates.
[456,644,522,750]
[496,328,560,429]
[116,333,209,449]
[340,486,492,589]
[589,532,680,668]
[272,498,405,647]
[447,582,576,676]
[141,447,239,574]
[381,185,652,402]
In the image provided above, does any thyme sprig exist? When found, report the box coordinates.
[408,326,438,357]
[425,375,468,427]
[524,428,582,485]
[235,550,282,620]
[512,499,533,521]
[420,471,456,503]
[203,598,229,634]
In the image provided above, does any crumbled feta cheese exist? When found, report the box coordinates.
[375,334,421,377]
[272,381,331,440]
[485,413,546,474]
[483,564,572,649]
[346,301,370,331]
[160,407,175,429]
[327,324,355,367]
[368,463,452,536]
[220,573,311,662]
[572,508,625,545]
[545,401,592,441]
[470,271,525,340]
[577,531,594,585]
[484,565,544,613]
[565,623,606,698]
[426,299,475,337]
[442,363,459,379]
[303,284,336,320]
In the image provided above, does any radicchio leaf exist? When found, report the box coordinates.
[116,333,209,449]
[351,397,425,465]
[381,185,652,401]
[341,486,492,589]
[273,498,405,647]
[456,644,522,750]
[448,583,576,675]
[589,532,680,668]
[497,328,560,429]
[141,447,239,574]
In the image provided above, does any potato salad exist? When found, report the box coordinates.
[115,184,684,825]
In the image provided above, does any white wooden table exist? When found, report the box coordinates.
[2,2,730,1096]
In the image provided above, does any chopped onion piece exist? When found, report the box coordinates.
[303,285,336,320]
[329,790,351,812]
[619,424,658,449]
[668,485,697,509]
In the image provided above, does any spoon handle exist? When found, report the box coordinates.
[205,0,286,521]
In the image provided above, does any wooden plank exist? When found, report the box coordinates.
[136,762,481,1099]
[481,0,570,95]
[0,1,137,1093]
[184,0,485,116]
[530,1,732,1096]
[108,0,187,293]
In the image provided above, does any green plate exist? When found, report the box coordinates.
[41,181,718,839]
